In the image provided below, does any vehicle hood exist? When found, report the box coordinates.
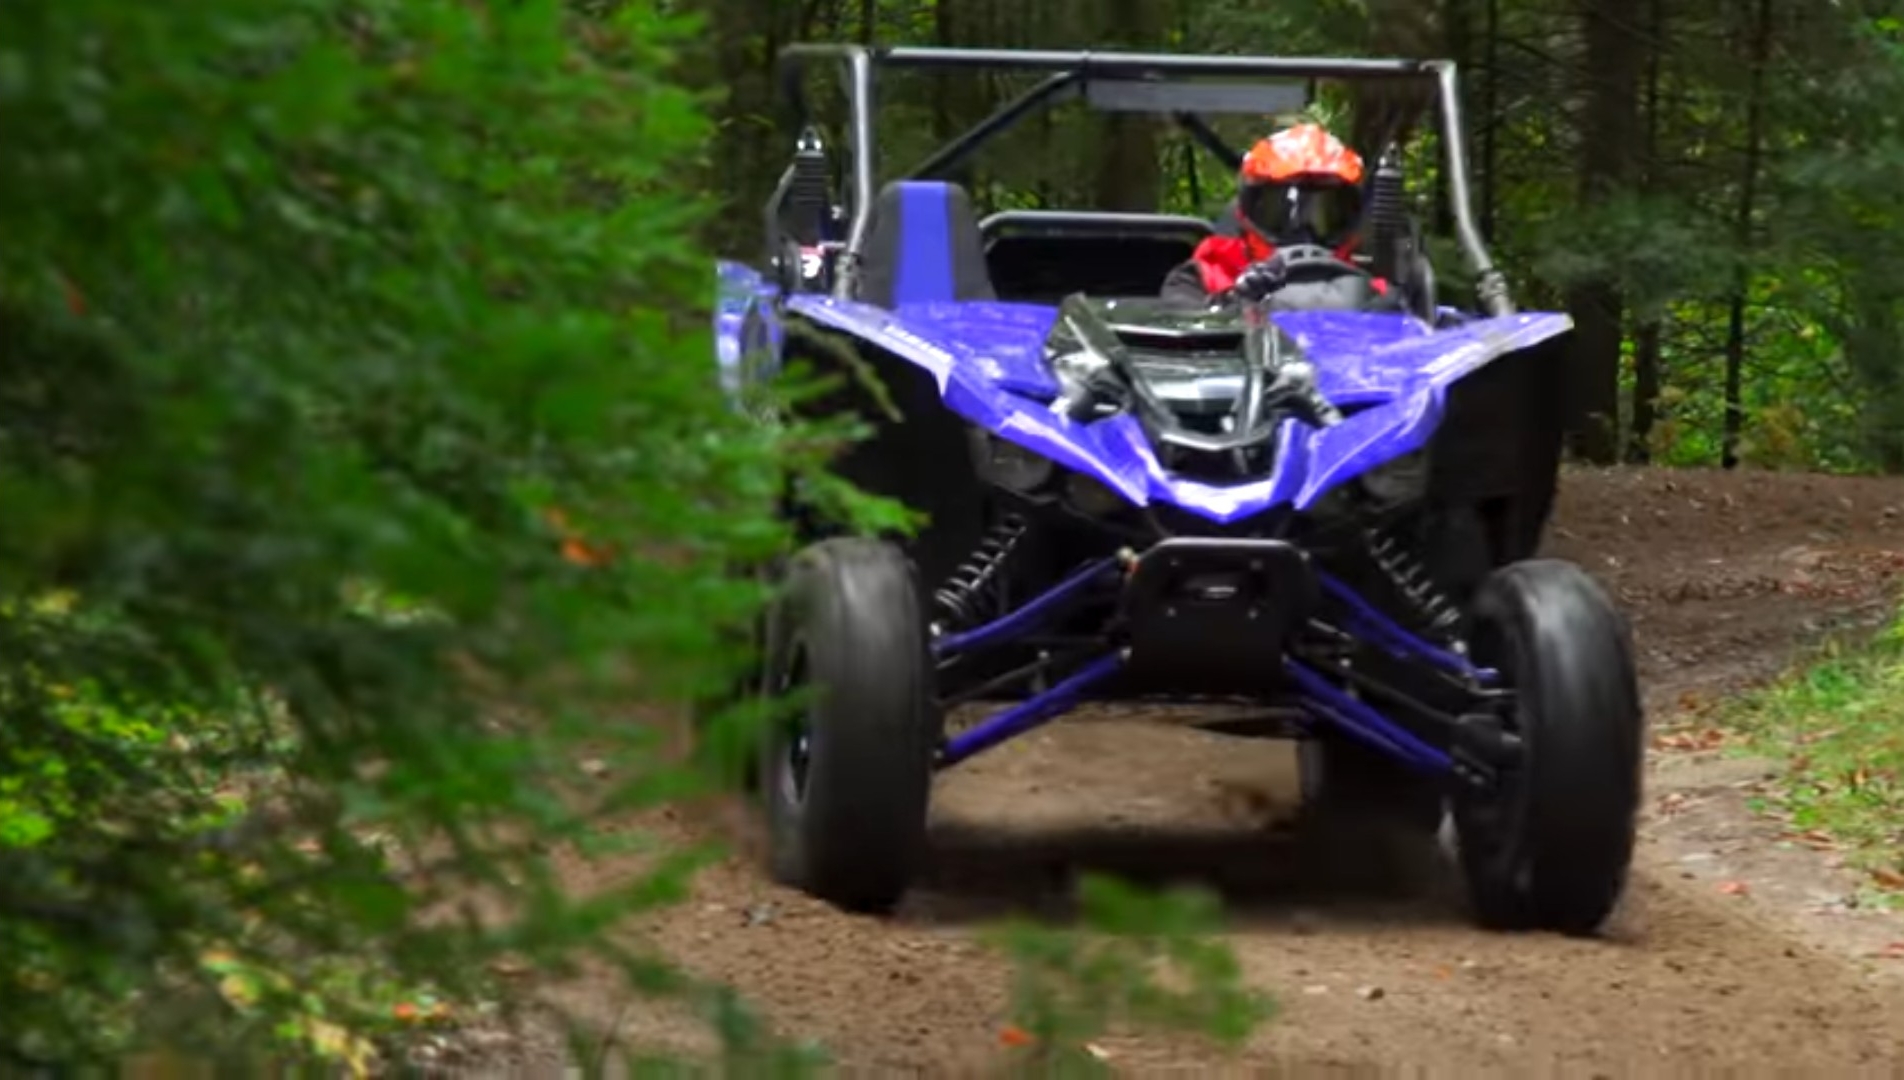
[772,291,1572,523]
[789,295,1567,408]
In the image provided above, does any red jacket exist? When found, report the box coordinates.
[1160,233,1388,305]
[1190,232,1275,294]
[1189,233,1381,293]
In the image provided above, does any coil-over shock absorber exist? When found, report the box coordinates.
[933,514,1028,628]
[1367,143,1407,285]
[1364,525,1463,639]
[770,127,837,292]
[1367,143,1437,320]
[788,126,832,244]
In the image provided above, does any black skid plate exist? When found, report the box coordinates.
[1118,537,1316,694]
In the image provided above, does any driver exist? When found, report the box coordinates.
[1161,123,1380,305]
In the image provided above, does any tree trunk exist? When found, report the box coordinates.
[1844,284,1904,472]
[1631,322,1660,462]
[1563,0,1646,464]
[1563,281,1624,463]
[932,0,956,142]
[1481,0,1499,240]
[1627,0,1665,464]
[1353,0,1440,154]
[1092,0,1165,211]
[1436,0,1469,237]
[1722,0,1774,470]
[699,0,787,258]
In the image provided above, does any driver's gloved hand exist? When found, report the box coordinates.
[1230,254,1289,302]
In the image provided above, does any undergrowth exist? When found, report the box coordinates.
[1718,615,1904,907]
[0,1,1274,1070]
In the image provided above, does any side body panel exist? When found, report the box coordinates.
[716,260,783,400]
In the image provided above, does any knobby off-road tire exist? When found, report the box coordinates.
[1454,558,1644,935]
[760,537,938,913]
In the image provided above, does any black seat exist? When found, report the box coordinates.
[857,181,997,308]
[980,211,1212,304]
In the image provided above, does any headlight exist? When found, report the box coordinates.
[1062,472,1126,517]
[967,428,1054,492]
[1360,445,1430,506]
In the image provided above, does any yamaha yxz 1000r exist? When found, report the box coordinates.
[711,45,1643,935]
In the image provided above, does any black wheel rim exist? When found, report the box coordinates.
[1459,615,1533,881]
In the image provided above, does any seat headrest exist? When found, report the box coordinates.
[859,181,996,308]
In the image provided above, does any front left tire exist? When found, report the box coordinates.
[759,537,938,913]
[1452,558,1645,935]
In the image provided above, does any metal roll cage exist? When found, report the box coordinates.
[771,44,1513,316]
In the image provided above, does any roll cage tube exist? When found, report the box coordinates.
[770,44,1515,316]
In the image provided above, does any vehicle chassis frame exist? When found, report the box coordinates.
[753,44,1541,802]
[928,533,1518,797]
[770,44,1514,316]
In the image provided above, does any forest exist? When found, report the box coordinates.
[701,0,1904,473]
[4,0,1904,1072]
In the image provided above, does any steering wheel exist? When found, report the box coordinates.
[1266,243,1373,284]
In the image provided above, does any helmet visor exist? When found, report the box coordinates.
[1240,180,1362,248]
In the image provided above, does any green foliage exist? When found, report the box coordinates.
[1530,194,1736,319]
[0,0,1274,1071]
[1496,3,1904,471]
[1759,23,1904,471]
[984,875,1273,1073]
[1717,614,1904,909]
[0,0,852,1068]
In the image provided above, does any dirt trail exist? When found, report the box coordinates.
[557,467,1904,1074]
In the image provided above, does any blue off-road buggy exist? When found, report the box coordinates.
[712,46,1644,934]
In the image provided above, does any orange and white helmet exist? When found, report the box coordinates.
[1236,123,1365,249]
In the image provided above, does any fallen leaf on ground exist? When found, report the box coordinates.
[998,1025,1034,1048]
[1870,867,1904,891]
[1656,728,1728,752]
[1719,881,1750,897]
[1872,942,1904,960]
[1788,829,1838,850]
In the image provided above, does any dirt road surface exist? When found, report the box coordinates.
[548,467,1904,1075]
